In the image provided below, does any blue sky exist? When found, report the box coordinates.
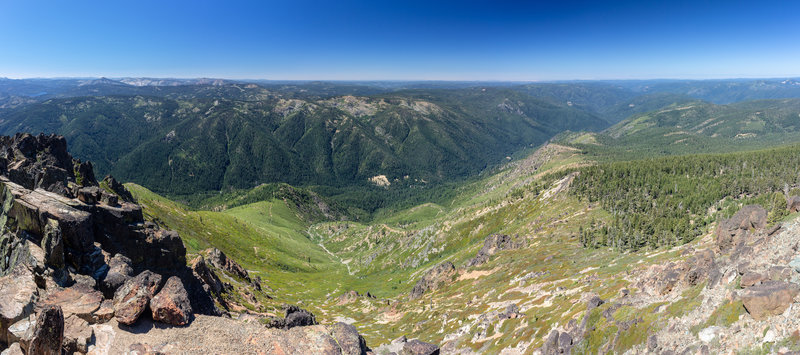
[0,0,798,80]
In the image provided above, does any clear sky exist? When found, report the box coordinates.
[0,0,798,80]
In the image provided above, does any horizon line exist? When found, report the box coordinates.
[2,75,800,83]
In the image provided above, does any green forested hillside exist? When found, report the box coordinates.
[571,144,800,250]
[0,88,607,194]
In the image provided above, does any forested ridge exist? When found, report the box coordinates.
[571,144,800,250]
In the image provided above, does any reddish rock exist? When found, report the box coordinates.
[150,276,193,326]
[741,281,800,320]
[28,305,64,355]
[113,271,162,325]
[0,265,38,345]
[37,286,103,322]
[715,205,767,252]
[92,299,115,323]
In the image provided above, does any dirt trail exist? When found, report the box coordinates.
[307,226,354,275]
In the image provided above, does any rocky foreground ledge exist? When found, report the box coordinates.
[0,133,439,355]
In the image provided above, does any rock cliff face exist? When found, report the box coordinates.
[0,133,382,354]
[0,134,215,351]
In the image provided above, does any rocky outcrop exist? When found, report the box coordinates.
[645,249,720,295]
[27,305,63,355]
[205,248,250,281]
[715,205,767,252]
[265,305,318,330]
[100,175,135,203]
[684,249,720,287]
[409,261,456,300]
[337,290,376,305]
[0,134,76,195]
[150,276,192,326]
[0,133,227,344]
[99,254,134,298]
[191,255,224,295]
[741,280,800,320]
[113,271,162,325]
[37,285,104,322]
[466,234,521,267]
[740,272,766,288]
[540,329,573,355]
[0,265,38,345]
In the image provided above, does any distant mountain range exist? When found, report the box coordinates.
[3,78,800,195]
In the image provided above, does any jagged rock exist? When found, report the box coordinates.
[655,266,681,295]
[0,265,38,345]
[264,305,318,330]
[40,219,64,269]
[400,339,440,355]
[91,299,114,323]
[7,314,34,346]
[191,256,223,295]
[2,343,24,355]
[788,196,800,213]
[715,205,767,252]
[284,305,317,328]
[409,261,456,299]
[247,322,369,355]
[329,322,369,355]
[100,254,134,298]
[63,315,92,353]
[205,248,250,281]
[28,305,64,355]
[540,330,560,355]
[741,280,800,320]
[466,234,521,267]
[150,276,193,326]
[684,249,719,287]
[72,273,97,290]
[113,270,162,325]
[100,175,135,203]
[76,187,102,205]
[0,134,77,194]
[1,180,95,254]
[73,161,98,187]
[38,285,103,322]
[586,295,605,310]
[338,290,367,305]
[740,272,766,287]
